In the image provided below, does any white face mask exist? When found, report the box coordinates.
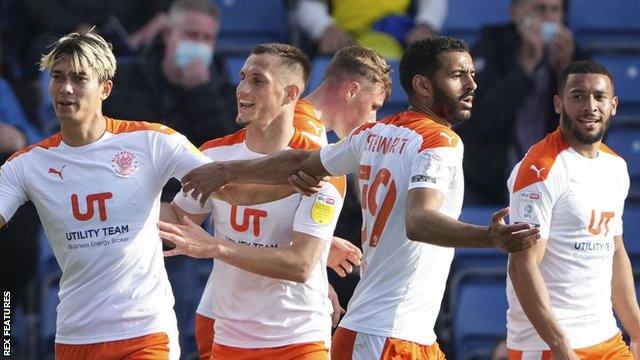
[540,21,559,43]
[174,40,214,68]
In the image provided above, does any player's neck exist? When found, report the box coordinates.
[245,112,296,154]
[304,82,339,132]
[59,113,107,147]
[407,104,450,128]
[560,126,601,159]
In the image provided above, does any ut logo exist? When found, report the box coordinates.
[230,205,267,237]
[587,209,615,236]
[71,192,113,221]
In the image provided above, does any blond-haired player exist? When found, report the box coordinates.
[507,60,640,359]
[0,32,212,359]
[159,43,346,359]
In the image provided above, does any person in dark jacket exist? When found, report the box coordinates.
[104,0,238,149]
[457,0,584,205]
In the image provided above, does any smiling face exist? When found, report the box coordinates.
[49,54,112,124]
[428,51,477,125]
[235,54,288,128]
[556,73,617,145]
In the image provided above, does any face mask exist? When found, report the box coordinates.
[540,21,559,43]
[174,40,214,68]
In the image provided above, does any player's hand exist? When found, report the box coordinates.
[288,172,327,196]
[328,284,345,328]
[630,337,640,360]
[158,215,219,258]
[486,208,540,252]
[182,162,231,207]
[328,237,362,277]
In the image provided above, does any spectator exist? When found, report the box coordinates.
[0,78,42,150]
[456,0,585,205]
[293,0,447,58]
[104,0,238,149]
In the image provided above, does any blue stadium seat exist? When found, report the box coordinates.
[623,204,640,274]
[592,54,640,122]
[213,0,289,55]
[454,206,508,271]
[606,125,640,200]
[450,269,508,360]
[441,0,511,47]
[305,56,332,95]
[568,0,640,51]
[225,55,246,85]
[378,60,408,119]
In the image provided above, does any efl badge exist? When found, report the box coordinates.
[311,193,336,225]
[111,150,139,177]
[518,191,541,223]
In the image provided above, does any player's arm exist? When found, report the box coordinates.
[611,235,640,358]
[160,201,208,225]
[212,183,297,206]
[404,188,539,251]
[181,150,330,206]
[508,240,579,359]
[158,216,325,283]
[0,215,5,228]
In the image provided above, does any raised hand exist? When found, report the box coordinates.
[486,208,540,252]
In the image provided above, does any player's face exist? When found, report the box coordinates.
[429,51,476,125]
[236,54,287,127]
[49,55,111,123]
[348,80,386,126]
[557,73,617,145]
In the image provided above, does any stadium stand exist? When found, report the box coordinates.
[441,0,511,46]
[568,0,640,51]
[213,0,289,55]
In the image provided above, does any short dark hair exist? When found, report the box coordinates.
[251,43,311,85]
[557,60,615,93]
[399,36,469,98]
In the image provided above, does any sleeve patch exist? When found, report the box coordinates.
[311,193,336,224]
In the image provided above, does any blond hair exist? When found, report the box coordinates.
[325,45,392,99]
[39,31,116,83]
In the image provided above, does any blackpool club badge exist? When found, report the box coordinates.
[111,150,139,177]
[311,193,336,225]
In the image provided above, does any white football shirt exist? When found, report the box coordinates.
[320,111,464,345]
[173,128,345,348]
[0,118,209,359]
[507,128,629,350]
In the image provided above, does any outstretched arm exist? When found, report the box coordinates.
[508,240,579,360]
[405,187,539,251]
[181,150,329,206]
[611,235,640,359]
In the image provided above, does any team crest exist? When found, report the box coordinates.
[111,150,139,177]
[311,193,336,225]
